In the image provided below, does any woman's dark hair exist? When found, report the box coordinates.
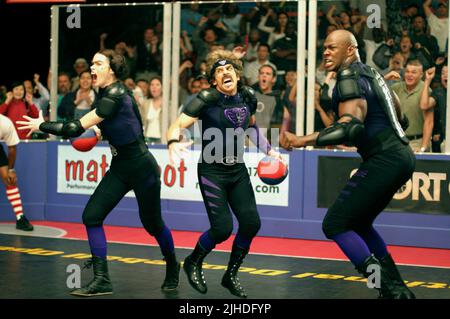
[10,81,29,110]
[98,49,128,80]
[79,70,92,78]
[149,75,162,85]
[274,11,289,33]
[148,76,162,98]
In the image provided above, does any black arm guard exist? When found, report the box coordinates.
[240,85,258,114]
[316,116,365,146]
[336,67,364,102]
[95,82,126,120]
[39,120,85,138]
[183,88,221,118]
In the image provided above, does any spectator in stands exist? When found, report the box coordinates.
[133,77,149,113]
[179,59,195,105]
[314,71,336,132]
[423,0,449,54]
[326,4,367,37]
[192,16,235,70]
[123,77,136,91]
[178,76,203,144]
[135,28,162,81]
[257,8,289,46]
[244,43,276,86]
[251,64,283,138]
[0,82,39,139]
[47,70,72,116]
[99,33,137,79]
[363,27,388,73]
[410,15,440,62]
[387,3,418,43]
[180,76,202,111]
[0,85,7,104]
[23,74,50,115]
[71,58,90,92]
[280,69,299,135]
[373,35,433,71]
[198,74,211,90]
[181,3,203,37]
[221,3,244,39]
[391,59,434,152]
[141,76,163,144]
[244,29,262,64]
[180,30,194,62]
[382,52,406,86]
[58,71,96,121]
[271,21,297,83]
[420,65,448,153]
[56,72,72,99]
[246,2,272,29]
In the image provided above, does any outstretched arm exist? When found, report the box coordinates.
[280,98,367,150]
[167,113,197,165]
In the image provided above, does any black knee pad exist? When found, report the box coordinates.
[322,211,349,239]
[82,209,103,227]
[143,221,164,236]
[239,216,261,239]
[210,223,233,244]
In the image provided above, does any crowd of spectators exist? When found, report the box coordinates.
[0,0,448,153]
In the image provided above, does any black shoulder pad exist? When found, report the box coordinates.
[336,66,364,102]
[104,81,126,98]
[240,85,258,114]
[95,96,121,120]
[95,82,125,119]
[183,94,209,118]
[197,88,221,104]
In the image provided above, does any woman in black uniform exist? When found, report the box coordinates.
[167,49,283,298]
[18,50,179,297]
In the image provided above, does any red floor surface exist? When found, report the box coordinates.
[6,221,450,269]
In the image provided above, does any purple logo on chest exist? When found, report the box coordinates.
[223,107,248,128]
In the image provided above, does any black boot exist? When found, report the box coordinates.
[356,255,412,299]
[221,245,249,298]
[183,243,209,294]
[70,256,113,297]
[379,254,415,299]
[16,215,34,231]
[161,252,180,291]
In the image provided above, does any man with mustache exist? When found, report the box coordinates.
[280,30,416,299]
[167,49,283,298]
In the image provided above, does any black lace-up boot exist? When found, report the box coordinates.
[356,255,414,299]
[221,245,249,298]
[161,252,180,291]
[378,254,415,299]
[183,243,209,294]
[70,256,113,297]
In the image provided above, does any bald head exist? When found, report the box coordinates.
[327,30,358,48]
[323,29,360,72]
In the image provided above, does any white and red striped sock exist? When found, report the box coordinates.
[6,186,24,220]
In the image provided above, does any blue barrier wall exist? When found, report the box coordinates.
[1,141,449,249]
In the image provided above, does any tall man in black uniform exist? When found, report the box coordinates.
[18,50,179,297]
[280,30,416,299]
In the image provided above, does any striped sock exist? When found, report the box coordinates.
[6,186,23,220]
